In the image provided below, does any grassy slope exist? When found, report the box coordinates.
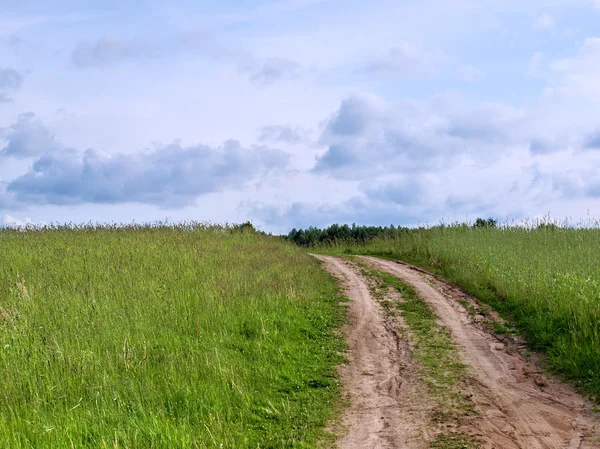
[317,226,600,397]
[0,226,345,448]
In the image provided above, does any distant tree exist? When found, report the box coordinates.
[285,223,411,247]
[473,218,498,228]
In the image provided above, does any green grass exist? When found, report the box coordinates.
[317,224,600,397]
[356,262,478,448]
[0,224,346,448]
[429,434,480,449]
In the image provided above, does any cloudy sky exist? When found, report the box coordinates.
[1,0,600,232]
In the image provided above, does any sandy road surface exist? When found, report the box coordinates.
[360,256,600,449]
[313,255,428,449]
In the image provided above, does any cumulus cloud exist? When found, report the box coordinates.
[6,140,289,208]
[246,170,509,232]
[528,164,600,201]
[0,114,289,208]
[312,93,525,179]
[248,155,553,231]
[249,73,600,231]
[0,113,60,158]
[246,164,523,232]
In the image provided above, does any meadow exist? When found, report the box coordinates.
[316,223,600,397]
[0,224,345,448]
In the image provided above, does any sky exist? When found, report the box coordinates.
[1,0,600,233]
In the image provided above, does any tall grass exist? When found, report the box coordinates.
[0,224,345,448]
[318,224,600,396]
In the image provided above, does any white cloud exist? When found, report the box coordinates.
[0,115,290,209]
[313,92,527,180]
[4,1,600,231]
[5,140,289,208]
[0,113,60,159]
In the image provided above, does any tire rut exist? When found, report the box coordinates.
[313,255,428,449]
[360,256,600,449]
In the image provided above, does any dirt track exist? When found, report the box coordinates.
[313,255,428,448]
[315,254,600,449]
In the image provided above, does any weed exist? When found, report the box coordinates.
[491,321,509,334]
[430,433,480,449]
[457,300,476,317]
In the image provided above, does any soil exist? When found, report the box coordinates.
[314,255,430,449]
[359,256,600,449]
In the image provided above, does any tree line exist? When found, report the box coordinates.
[285,218,500,247]
[285,223,412,247]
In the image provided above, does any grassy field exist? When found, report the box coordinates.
[0,224,345,448]
[317,224,600,397]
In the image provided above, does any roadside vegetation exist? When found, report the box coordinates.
[302,219,600,398]
[0,223,345,448]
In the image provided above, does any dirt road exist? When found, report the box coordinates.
[313,255,428,449]
[315,254,600,449]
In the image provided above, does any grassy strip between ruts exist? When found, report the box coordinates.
[0,225,346,448]
[354,259,480,449]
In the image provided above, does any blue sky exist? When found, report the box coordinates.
[1,0,600,232]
